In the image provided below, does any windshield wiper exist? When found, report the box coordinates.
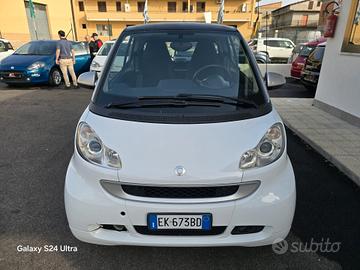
[138,94,259,108]
[105,100,221,109]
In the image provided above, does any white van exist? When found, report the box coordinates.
[66,23,295,247]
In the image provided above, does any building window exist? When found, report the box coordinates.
[342,0,360,53]
[182,1,188,12]
[82,23,87,29]
[98,1,107,12]
[168,2,176,12]
[96,24,112,36]
[317,1,321,7]
[196,2,205,12]
[116,1,121,11]
[79,1,84,11]
[308,1,314,9]
[137,2,145,12]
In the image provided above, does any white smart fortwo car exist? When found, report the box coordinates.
[65,23,295,247]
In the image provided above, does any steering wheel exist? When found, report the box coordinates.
[192,64,232,89]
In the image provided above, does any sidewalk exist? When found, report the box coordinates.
[272,98,360,186]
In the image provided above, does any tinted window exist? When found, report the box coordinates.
[15,41,56,55]
[264,40,293,48]
[309,46,325,61]
[299,45,315,57]
[92,30,269,123]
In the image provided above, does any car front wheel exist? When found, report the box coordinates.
[49,68,62,86]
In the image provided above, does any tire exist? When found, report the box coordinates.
[49,68,62,86]
[256,59,266,64]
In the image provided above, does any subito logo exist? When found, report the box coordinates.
[272,238,288,255]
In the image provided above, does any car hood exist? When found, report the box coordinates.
[0,54,52,70]
[82,108,281,185]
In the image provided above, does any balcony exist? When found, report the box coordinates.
[84,10,251,23]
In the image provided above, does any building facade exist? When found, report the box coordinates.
[314,0,360,125]
[270,0,322,44]
[255,1,282,34]
[72,0,257,41]
[0,0,75,48]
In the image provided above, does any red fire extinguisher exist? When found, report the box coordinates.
[324,13,338,38]
[323,1,340,38]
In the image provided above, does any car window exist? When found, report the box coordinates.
[309,46,325,61]
[0,41,6,52]
[72,42,89,55]
[299,45,315,57]
[263,40,277,47]
[6,42,14,50]
[97,42,114,56]
[15,41,56,55]
[94,30,267,121]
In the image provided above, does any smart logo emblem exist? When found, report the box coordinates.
[175,166,186,176]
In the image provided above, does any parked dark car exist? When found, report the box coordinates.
[301,42,326,91]
[0,40,91,86]
[290,37,326,79]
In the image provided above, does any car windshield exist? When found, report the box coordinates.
[93,30,269,123]
[97,42,114,56]
[14,41,56,55]
[299,45,315,57]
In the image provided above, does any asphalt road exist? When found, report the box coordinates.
[0,84,358,270]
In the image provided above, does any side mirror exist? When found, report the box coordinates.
[78,71,97,89]
[265,72,286,90]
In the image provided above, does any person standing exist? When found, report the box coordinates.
[55,30,78,89]
[88,35,97,58]
[92,33,103,51]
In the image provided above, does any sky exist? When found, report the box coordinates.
[258,0,302,6]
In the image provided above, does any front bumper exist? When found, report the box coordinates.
[0,69,49,84]
[65,151,296,247]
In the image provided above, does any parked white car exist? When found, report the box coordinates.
[90,40,115,73]
[250,38,295,63]
[0,39,14,61]
[67,23,295,247]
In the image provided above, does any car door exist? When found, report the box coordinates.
[278,40,295,59]
[263,40,280,58]
[72,42,92,74]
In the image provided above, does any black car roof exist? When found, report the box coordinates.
[125,23,238,32]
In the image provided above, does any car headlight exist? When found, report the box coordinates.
[76,122,122,169]
[240,123,285,169]
[91,61,100,68]
[27,61,46,70]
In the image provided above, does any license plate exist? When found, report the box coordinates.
[8,73,16,78]
[148,213,212,230]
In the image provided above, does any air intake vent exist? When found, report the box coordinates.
[121,185,240,199]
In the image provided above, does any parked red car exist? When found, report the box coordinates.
[290,37,326,79]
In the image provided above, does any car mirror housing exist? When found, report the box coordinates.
[78,71,97,89]
[265,72,286,90]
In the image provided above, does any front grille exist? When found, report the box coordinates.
[121,184,240,199]
[134,226,226,236]
[0,71,26,81]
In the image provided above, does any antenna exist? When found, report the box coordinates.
[265,10,268,80]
